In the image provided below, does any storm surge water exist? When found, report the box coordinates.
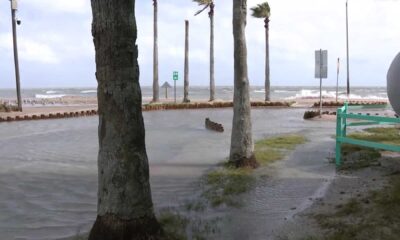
[0,108,336,240]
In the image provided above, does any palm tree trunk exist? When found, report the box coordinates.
[209,4,215,101]
[229,0,258,168]
[152,0,159,102]
[183,20,190,103]
[265,17,270,101]
[89,0,163,239]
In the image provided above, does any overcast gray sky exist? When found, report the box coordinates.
[0,0,399,88]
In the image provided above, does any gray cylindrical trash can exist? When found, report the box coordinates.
[387,52,400,115]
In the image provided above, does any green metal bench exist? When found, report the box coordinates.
[335,102,400,167]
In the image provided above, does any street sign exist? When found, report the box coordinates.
[173,71,178,81]
[315,50,328,79]
[11,0,18,10]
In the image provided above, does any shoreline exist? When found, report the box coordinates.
[0,96,390,123]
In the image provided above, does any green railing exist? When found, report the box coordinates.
[335,102,400,167]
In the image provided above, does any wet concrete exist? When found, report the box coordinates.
[217,131,335,240]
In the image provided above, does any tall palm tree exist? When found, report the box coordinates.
[229,0,258,168]
[251,2,271,101]
[89,0,164,239]
[183,20,190,103]
[152,0,160,102]
[193,0,215,102]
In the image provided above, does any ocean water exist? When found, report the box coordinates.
[0,86,388,101]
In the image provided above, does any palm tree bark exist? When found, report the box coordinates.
[209,3,215,101]
[183,20,190,103]
[229,0,258,168]
[89,0,163,239]
[265,17,270,101]
[152,0,159,102]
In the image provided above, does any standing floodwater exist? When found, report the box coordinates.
[0,108,335,240]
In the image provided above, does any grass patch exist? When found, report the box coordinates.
[255,134,307,166]
[158,210,189,240]
[256,134,307,150]
[203,134,307,208]
[312,175,400,240]
[158,209,221,240]
[339,127,400,170]
[335,198,362,217]
[340,144,381,170]
[348,127,400,145]
[202,167,255,207]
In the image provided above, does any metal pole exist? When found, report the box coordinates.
[10,0,22,111]
[346,0,350,97]
[319,49,322,117]
[174,81,176,103]
[336,58,340,102]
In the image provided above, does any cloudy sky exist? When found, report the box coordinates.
[0,0,399,88]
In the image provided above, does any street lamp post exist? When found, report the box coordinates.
[336,58,340,102]
[346,0,350,97]
[10,0,22,111]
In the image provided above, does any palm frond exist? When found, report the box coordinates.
[250,2,271,18]
[194,3,210,16]
[193,0,212,6]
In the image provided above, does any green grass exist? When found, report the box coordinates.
[339,127,400,170]
[256,134,307,150]
[335,198,362,217]
[202,167,255,207]
[158,210,189,240]
[255,134,307,166]
[348,127,400,145]
[158,209,222,240]
[203,134,307,208]
[311,175,400,240]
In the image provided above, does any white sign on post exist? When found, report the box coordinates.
[315,50,328,79]
[11,0,18,10]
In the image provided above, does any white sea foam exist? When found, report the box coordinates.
[254,89,265,93]
[35,94,66,99]
[45,90,59,94]
[80,90,97,94]
[274,90,292,93]
[285,89,388,100]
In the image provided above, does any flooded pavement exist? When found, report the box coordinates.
[0,108,336,240]
[217,130,336,240]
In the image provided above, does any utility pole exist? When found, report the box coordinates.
[10,0,22,111]
[346,0,350,97]
[336,58,340,102]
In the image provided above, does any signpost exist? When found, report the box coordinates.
[315,49,328,117]
[161,81,172,99]
[173,71,178,103]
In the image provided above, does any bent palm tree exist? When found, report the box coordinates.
[251,2,271,101]
[152,0,159,102]
[89,0,164,239]
[229,0,258,168]
[193,0,215,101]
